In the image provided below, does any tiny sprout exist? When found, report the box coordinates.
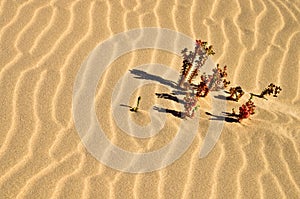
[130,96,141,112]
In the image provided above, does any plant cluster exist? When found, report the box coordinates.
[230,83,282,121]
[149,40,283,123]
[177,40,234,119]
[129,37,284,125]
[178,41,283,122]
[179,40,231,97]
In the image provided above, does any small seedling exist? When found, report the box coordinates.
[130,96,141,112]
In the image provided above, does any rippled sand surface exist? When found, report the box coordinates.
[0,0,300,198]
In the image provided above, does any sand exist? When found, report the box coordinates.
[0,0,300,198]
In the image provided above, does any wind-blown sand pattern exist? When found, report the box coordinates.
[0,0,300,198]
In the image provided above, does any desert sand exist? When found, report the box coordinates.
[0,0,300,198]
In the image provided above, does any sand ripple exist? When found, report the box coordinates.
[0,0,300,198]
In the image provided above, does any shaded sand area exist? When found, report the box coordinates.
[0,0,300,198]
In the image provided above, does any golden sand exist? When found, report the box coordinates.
[0,0,300,198]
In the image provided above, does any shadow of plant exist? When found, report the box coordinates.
[153,106,184,119]
[130,69,178,89]
[155,93,185,104]
[205,112,239,123]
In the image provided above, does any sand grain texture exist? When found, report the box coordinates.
[0,0,300,198]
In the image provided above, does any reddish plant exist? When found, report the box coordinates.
[194,64,230,98]
[208,64,230,91]
[196,75,210,97]
[237,98,256,122]
[178,40,215,87]
[196,82,209,98]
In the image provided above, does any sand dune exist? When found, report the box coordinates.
[0,0,300,198]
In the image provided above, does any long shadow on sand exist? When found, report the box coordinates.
[153,106,184,119]
[205,112,239,123]
[120,104,132,108]
[155,93,185,104]
[213,94,238,102]
[130,69,178,90]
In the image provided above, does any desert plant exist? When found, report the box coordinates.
[260,83,282,98]
[187,41,215,84]
[194,73,210,97]
[194,64,230,98]
[229,86,244,101]
[178,40,215,87]
[207,64,230,91]
[130,96,141,112]
[236,97,256,122]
